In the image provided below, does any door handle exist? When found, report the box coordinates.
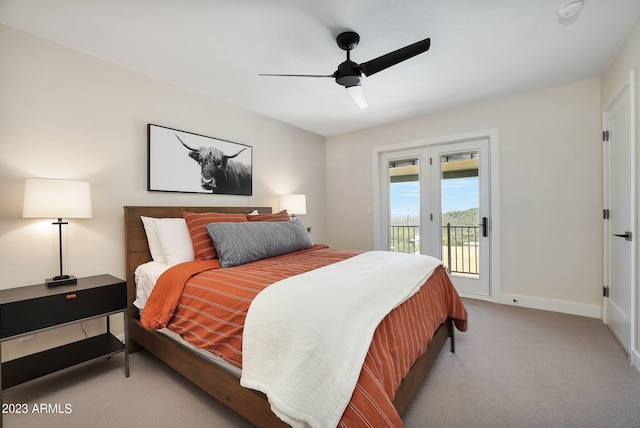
[613,231,632,241]
[480,217,488,237]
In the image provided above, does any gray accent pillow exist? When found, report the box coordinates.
[206,220,313,267]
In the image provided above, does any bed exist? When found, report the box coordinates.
[124,206,467,427]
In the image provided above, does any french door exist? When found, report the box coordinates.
[379,138,491,297]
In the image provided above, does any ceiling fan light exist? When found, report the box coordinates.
[346,85,368,109]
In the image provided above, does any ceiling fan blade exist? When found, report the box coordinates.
[259,73,334,78]
[346,85,368,109]
[359,38,430,77]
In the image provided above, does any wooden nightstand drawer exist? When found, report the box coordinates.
[0,282,126,339]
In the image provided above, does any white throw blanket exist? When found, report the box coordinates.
[240,251,441,428]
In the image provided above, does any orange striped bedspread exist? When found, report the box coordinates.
[141,245,468,427]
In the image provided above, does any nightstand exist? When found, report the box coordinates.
[0,274,129,425]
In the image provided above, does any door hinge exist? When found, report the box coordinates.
[603,130,610,141]
[603,285,610,298]
[429,157,433,165]
[430,213,433,221]
[603,209,610,220]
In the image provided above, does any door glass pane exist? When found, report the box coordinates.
[388,158,420,254]
[440,151,479,278]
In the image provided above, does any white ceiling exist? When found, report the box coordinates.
[1,0,640,136]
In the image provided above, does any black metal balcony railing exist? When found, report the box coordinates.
[390,224,479,275]
[389,225,421,254]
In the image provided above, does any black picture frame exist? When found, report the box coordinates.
[147,124,252,195]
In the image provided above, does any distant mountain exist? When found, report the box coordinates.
[391,207,478,227]
[443,207,478,226]
[390,215,420,226]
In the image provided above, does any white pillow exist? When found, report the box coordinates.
[153,218,195,265]
[134,261,170,310]
[141,216,166,263]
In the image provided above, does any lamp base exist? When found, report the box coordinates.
[46,275,77,287]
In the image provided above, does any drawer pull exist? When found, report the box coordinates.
[66,294,77,300]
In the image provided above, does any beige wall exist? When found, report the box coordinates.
[601,17,640,107]
[0,25,325,358]
[326,78,603,315]
[601,16,640,365]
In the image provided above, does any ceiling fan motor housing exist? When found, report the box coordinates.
[335,60,362,87]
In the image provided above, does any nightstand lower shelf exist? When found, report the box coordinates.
[2,333,125,390]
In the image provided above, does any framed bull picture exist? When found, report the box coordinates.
[147,124,252,195]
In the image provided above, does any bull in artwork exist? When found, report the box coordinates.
[176,134,252,195]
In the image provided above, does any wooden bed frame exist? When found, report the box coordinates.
[124,206,455,427]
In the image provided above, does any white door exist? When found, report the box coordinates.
[379,138,491,297]
[380,148,431,256]
[431,140,491,296]
[603,78,634,355]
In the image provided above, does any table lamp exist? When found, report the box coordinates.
[23,178,92,287]
[280,194,307,220]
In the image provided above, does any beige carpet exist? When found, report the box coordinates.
[402,299,640,427]
[4,299,639,427]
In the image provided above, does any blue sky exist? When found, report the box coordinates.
[390,177,478,217]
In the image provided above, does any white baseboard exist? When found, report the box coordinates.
[490,293,602,319]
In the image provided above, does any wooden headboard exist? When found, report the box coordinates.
[123,206,272,319]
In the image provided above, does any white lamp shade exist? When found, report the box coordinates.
[280,194,307,216]
[23,178,92,219]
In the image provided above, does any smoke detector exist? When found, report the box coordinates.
[557,0,584,19]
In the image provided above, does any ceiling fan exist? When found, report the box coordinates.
[260,31,431,109]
